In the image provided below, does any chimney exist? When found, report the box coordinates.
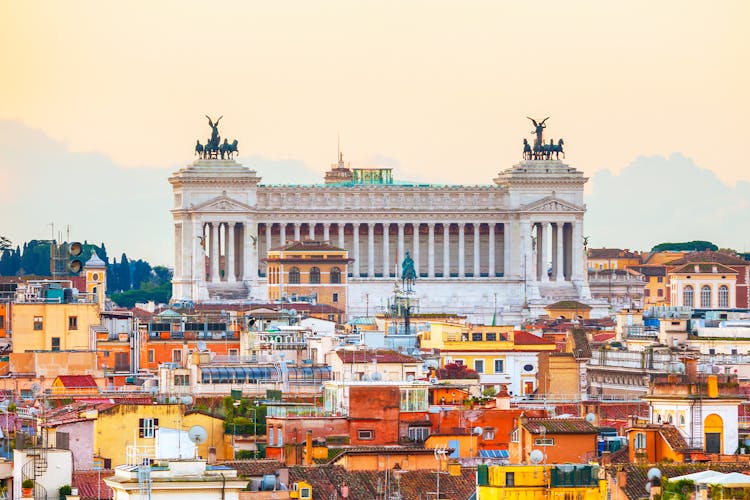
[208,446,216,464]
[684,357,698,382]
[600,450,611,466]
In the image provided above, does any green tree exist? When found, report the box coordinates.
[118,254,131,291]
[651,240,718,252]
[0,236,11,251]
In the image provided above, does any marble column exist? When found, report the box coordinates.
[382,223,390,277]
[473,223,481,277]
[367,223,375,277]
[265,222,272,253]
[572,220,583,281]
[556,223,565,281]
[488,223,495,278]
[338,223,345,248]
[427,223,435,278]
[352,223,360,278]
[443,224,450,278]
[193,220,205,283]
[412,223,420,277]
[535,223,543,281]
[280,223,287,246]
[210,222,220,283]
[227,222,236,282]
[244,221,257,282]
[323,223,330,242]
[293,223,301,242]
[397,223,405,276]
[503,222,518,278]
[541,222,550,282]
[458,223,465,278]
[309,223,315,240]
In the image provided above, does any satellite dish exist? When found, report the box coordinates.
[647,468,662,480]
[585,413,596,423]
[406,375,415,382]
[711,365,721,374]
[188,425,208,444]
[197,341,207,352]
[31,383,41,396]
[645,482,652,493]
[529,449,544,464]
[371,372,383,381]
[473,426,483,436]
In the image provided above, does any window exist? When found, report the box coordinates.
[644,289,651,297]
[535,438,554,446]
[139,418,159,438]
[408,427,430,442]
[332,293,339,303]
[474,360,484,374]
[358,429,374,440]
[494,360,504,373]
[683,285,694,307]
[454,359,464,366]
[658,289,664,297]
[709,348,716,355]
[400,387,428,412]
[33,316,43,331]
[172,349,182,364]
[701,285,711,308]
[174,374,190,386]
[0,316,4,329]
[483,428,495,440]
[309,267,321,284]
[288,267,301,284]
[330,267,341,284]
[510,428,519,443]
[506,472,515,487]
[679,415,685,426]
[523,364,535,372]
[51,337,60,352]
[228,349,238,357]
[472,332,483,341]
[635,432,647,449]
[658,276,664,283]
[148,350,155,363]
[485,332,497,341]
[719,285,729,308]
[115,352,129,372]
[68,316,78,330]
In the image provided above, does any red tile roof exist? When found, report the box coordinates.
[592,332,616,343]
[670,262,737,274]
[669,250,749,266]
[523,418,598,434]
[513,331,556,346]
[336,349,420,364]
[73,470,114,500]
[55,375,99,389]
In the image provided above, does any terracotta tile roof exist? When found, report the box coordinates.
[513,331,556,346]
[592,332,617,343]
[629,265,667,277]
[73,470,114,500]
[669,250,749,266]
[659,425,689,451]
[336,349,420,364]
[546,300,592,311]
[523,418,598,434]
[220,460,286,476]
[618,464,750,500]
[55,375,99,389]
[670,262,737,274]
[271,240,347,252]
[588,248,641,260]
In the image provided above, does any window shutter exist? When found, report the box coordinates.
[154,418,159,429]
[138,418,144,438]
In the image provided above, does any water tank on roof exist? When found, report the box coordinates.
[261,474,277,491]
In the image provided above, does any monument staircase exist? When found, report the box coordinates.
[207,282,249,300]
[537,281,582,301]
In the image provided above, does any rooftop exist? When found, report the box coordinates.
[522,417,598,434]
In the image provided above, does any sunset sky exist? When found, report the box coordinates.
[1,1,749,265]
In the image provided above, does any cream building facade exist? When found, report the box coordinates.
[170,138,602,321]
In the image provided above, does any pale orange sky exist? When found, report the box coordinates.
[2,1,748,186]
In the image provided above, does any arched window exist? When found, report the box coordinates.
[309,267,321,284]
[288,267,300,284]
[683,285,694,307]
[701,285,711,308]
[719,285,729,308]
[330,267,341,284]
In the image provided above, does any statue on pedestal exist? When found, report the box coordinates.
[401,251,417,293]
[195,115,240,160]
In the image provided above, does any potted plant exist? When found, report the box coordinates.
[21,479,34,497]
[59,484,73,499]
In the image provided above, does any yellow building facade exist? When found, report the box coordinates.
[266,241,349,316]
[12,301,100,352]
[94,403,228,467]
[477,465,606,500]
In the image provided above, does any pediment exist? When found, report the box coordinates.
[522,196,583,213]
[192,195,252,213]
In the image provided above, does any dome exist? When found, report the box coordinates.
[84,250,106,269]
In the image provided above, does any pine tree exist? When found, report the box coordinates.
[108,258,119,292]
[118,254,131,291]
